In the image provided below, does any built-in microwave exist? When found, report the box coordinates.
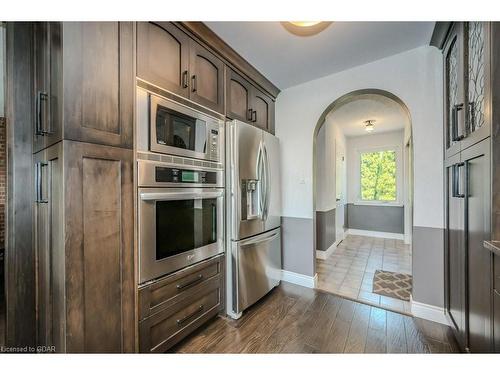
[146,93,224,163]
[137,159,225,284]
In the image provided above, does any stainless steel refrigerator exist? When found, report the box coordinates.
[226,120,282,319]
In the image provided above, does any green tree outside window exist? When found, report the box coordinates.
[360,150,397,201]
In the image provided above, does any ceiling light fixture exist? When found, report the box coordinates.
[281,21,332,37]
[364,120,375,132]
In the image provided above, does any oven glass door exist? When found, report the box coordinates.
[139,188,224,283]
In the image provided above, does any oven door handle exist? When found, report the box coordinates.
[140,191,224,201]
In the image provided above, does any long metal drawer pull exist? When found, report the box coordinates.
[176,274,203,290]
[176,305,204,326]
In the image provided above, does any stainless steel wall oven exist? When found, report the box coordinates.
[138,159,224,284]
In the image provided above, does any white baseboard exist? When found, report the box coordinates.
[315,240,339,260]
[346,228,404,240]
[410,297,449,325]
[281,270,317,289]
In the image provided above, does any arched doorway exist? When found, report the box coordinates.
[312,89,413,313]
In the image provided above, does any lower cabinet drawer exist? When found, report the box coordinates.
[139,275,222,353]
[139,255,223,320]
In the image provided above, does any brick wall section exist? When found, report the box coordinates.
[0,117,5,249]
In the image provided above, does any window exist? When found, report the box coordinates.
[360,150,397,202]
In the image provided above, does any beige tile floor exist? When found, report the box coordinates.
[316,234,412,314]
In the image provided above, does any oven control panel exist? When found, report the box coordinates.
[155,167,217,184]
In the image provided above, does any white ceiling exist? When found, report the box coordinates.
[205,21,435,89]
[325,93,410,137]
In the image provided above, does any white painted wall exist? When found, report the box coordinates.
[276,45,443,229]
[314,121,338,212]
[346,130,405,206]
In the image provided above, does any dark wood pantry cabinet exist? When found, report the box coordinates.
[34,141,135,352]
[32,22,134,152]
[439,21,499,353]
[30,21,136,352]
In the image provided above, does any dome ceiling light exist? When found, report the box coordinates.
[364,120,375,132]
[281,21,332,37]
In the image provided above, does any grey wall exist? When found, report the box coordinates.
[281,217,315,277]
[346,203,404,234]
[316,208,335,251]
[412,226,444,308]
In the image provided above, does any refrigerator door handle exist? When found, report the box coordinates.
[256,141,265,219]
[238,230,279,246]
[262,143,271,221]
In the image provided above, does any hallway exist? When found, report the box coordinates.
[316,235,412,313]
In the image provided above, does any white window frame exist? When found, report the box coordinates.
[355,145,403,207]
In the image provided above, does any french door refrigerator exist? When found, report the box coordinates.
[226,120,282,319]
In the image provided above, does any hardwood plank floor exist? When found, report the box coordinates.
[171,282,460,354]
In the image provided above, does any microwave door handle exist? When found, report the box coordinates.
[140,191,223,201]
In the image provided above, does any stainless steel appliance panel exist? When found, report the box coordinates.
[150,94,224,162]
[262,130,281,232]
[138,159,223,188]
[232,228,281,314]
[228,120,264,240]
[139,187,224,284]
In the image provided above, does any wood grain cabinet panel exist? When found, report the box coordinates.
[32,22,134,151]
[137,22,190,98]
[226,68,276,133]
[189,40,224,114]
[252,91,274,133]
[33,140,134,353]
[63,22,134,148]
[226,69,252,122]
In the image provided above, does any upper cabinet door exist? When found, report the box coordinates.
[189,41,225,114]
[444,23,465,159]
[462,22,491,150]
[63,22,134,148]
[251,89,275,134]
[137,22,190,98]
[33,22,62,153]
[226,69,253,123]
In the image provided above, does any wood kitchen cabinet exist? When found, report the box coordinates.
[33,140,135,353]
[137,22,190,98]
[226,68,276,133]
[137,22,225,114]
[443,22,490,159]
[32,22,134,152]
[445,153,466,348]
[442,22,495,353]
[189,40,225,114]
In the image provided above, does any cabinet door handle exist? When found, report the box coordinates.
[176,274,203,290]
[176,305,204,326]
[191,75,197,93]
[452,162,465,198]
[252,110,257,123]
[182,70,189,89]
[36,91,49,136]
[35,161,49,204]
[247,108,253,121]
[451,103,465,142]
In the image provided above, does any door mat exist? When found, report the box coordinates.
[372,270,412,301]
